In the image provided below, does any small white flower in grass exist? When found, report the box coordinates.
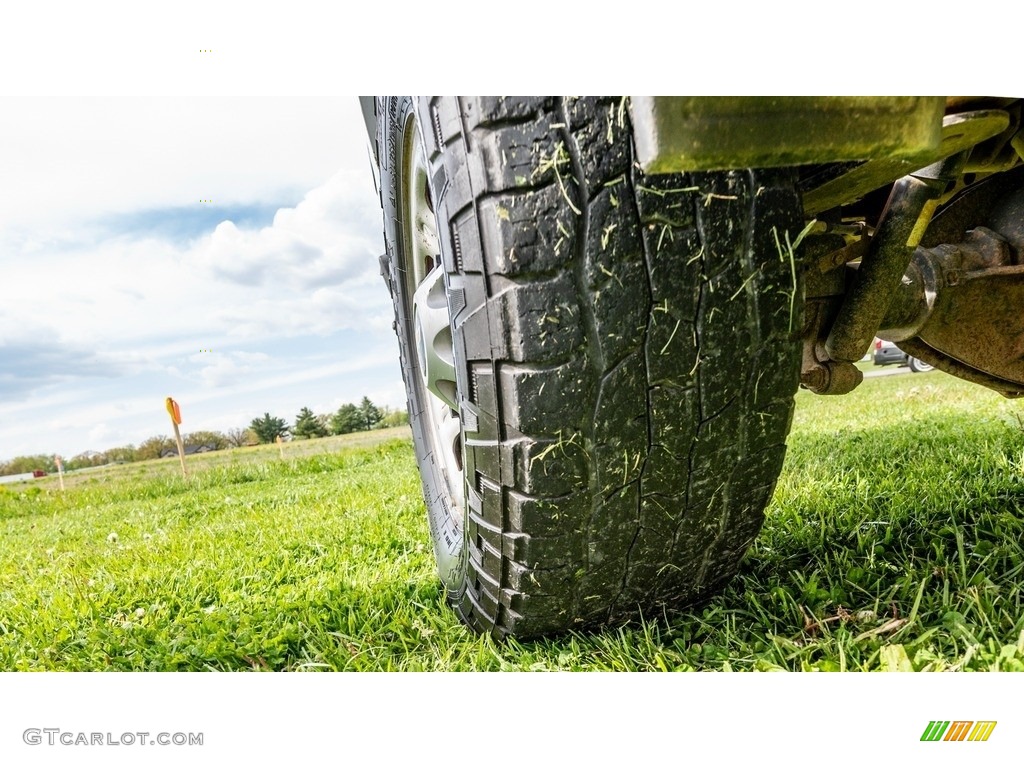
[203,605,217,614]
[142,533,152,540]
[135,607,146,618]
[107,532,119,544]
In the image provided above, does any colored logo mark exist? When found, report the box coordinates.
[921,721,997,742]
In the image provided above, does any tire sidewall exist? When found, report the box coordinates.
[378,96,469,596]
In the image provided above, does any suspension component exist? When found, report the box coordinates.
[876,179,1024,397]
[800,153,967,395]
[824,152,968,364]
[798,108,1020,397]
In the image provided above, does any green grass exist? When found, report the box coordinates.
[2,376,1024,671]
[12,429,409,492]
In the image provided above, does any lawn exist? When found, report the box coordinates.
[2,374,1023,671]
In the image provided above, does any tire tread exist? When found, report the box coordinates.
[386,96,803,638]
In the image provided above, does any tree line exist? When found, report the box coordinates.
[0,397,406,475]
[249,397,397,441]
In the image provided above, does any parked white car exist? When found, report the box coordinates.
[873,339,934,372]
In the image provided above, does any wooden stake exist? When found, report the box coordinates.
[172,419,187,478]
[276,434,284,460]
[55,455,65,492]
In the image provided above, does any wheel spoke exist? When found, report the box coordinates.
[409,137,439,286]
[436,405,465,512]
[413,264,459,412]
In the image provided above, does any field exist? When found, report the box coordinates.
[2,373,1024,671]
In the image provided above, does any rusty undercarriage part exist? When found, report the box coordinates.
[824,152,967,363]
[799,105,1023,398]
[876,177,1024,397]
[802,164,1024,398]
[800,153,968,395]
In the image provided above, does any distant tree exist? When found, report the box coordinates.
[249,413,289,444]
[0,454,56,475]
[293,407,327,439]
[137,436,175,461]
[67,451,106,470]
[106,444,138,463]
[183,430,228,450]
[315,413,332,435]
[224,427,256,448]
[64,455,88,471]
[359,397,383,431]
[330,403,363,435]
[379,407,409,429]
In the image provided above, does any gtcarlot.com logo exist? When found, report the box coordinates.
[23,729,203,747]
[921,721,997,742]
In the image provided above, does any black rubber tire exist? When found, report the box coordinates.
[908,356,934,373]
[377,96,805,639]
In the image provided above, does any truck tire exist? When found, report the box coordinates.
[376,96,805,639]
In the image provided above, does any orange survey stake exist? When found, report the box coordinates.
[165,397,187,478]
[165,397,182,425]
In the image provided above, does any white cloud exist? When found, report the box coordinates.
[189,167,390,337]
[88,423,112,444]
[0,166,389,382]
[192,351,271,389]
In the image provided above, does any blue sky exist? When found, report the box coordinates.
[100,202,292,243]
